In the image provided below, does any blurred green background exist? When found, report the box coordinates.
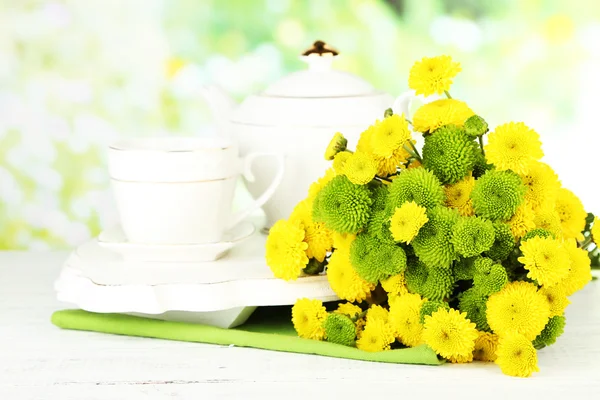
[1,0,600,249]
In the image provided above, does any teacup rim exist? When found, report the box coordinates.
[109,136,234,153]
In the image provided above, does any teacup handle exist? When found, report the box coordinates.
[392,90,442,120]
[227,152,286,230]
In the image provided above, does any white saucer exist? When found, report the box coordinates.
[97,220,255,263]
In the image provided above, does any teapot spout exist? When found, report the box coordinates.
[200,85,238,129]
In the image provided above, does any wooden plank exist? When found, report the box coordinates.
[1,252,599,399]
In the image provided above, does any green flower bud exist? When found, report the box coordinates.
[324,132,348,161]
[419,300,451,324]
[533,315,566,349]
[464,115,489,139]
[522,228,555,242]
[323,313,356,346]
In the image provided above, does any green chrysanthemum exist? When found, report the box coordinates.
[369,183,389,211]
[458,288,490,331]
[451,216,496,258]
[453,257,477,281]
[422,125,477,184]
[533,315,566,349]
[378,244,408,276]
[464,115,489,139]
[522,228,555,242]
[323,313,356,347]
[404,258,428,293]
[485,223,515,261]
[473,257,508,296]
[350,235,406,284]
[419,300,451,323]
[366,208,395,245]
[313,175,372,234]
[471,170,526,221]
[412,207,460,268]
[386,167,445,210]
[406,262,455,301]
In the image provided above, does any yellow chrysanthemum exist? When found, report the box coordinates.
[495,332,539,378]
[356,317,395,352]
[324,132,347,160]
[448,353,474,363]
[484,122,543,175]
[518,236,570,287]
[508,202,536,240]
[334,302,363,319]
[412,99,474,134]
[560,239,592,296]
[355,317,366,339]
[381,273,409,297]
[539,285,570,317]
[519,161,560,210]
[370,114,412,158]
[533,205,563,237]
[332,151,351,174]
[308,168,336,199]
[291,298,327,340]
[423,308,478,360]
[388,293,426,347]
[473,331,499,362]
[389,201,429,243]
[445,174,476,216]
[592,217,600,245]
[486,281,550,340]
[408,159,422,169]
[408,55,462,96]
[327,247,375,303]
[265,220,309,281]
[289,199,333,262]
[357,126,411,176]
[366,304,389,324]
[555,187,587,241]
[332,231,356,252]
[342,151,378,185]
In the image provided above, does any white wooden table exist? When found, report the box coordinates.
[1,252,599,399]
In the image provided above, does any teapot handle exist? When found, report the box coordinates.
[227,152,286,230]
[392,90,442,121]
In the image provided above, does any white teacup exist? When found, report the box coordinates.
[108,137,284,245]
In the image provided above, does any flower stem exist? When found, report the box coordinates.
[579,235,593,250]
[407,141,422,162]
[478,135,485,157]
[375,175,393,183]
[444,90,452,99]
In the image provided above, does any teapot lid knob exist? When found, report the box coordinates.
[302,40,339,56]
[300,41,339,72]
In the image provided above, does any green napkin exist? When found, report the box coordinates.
[51,306,442,365]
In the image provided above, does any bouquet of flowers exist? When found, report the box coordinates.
[265,55,597,377]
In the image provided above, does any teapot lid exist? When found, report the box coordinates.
[261,41,376,98]
[230,41,392,127]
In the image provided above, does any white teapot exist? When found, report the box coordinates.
[202,41,422,227]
